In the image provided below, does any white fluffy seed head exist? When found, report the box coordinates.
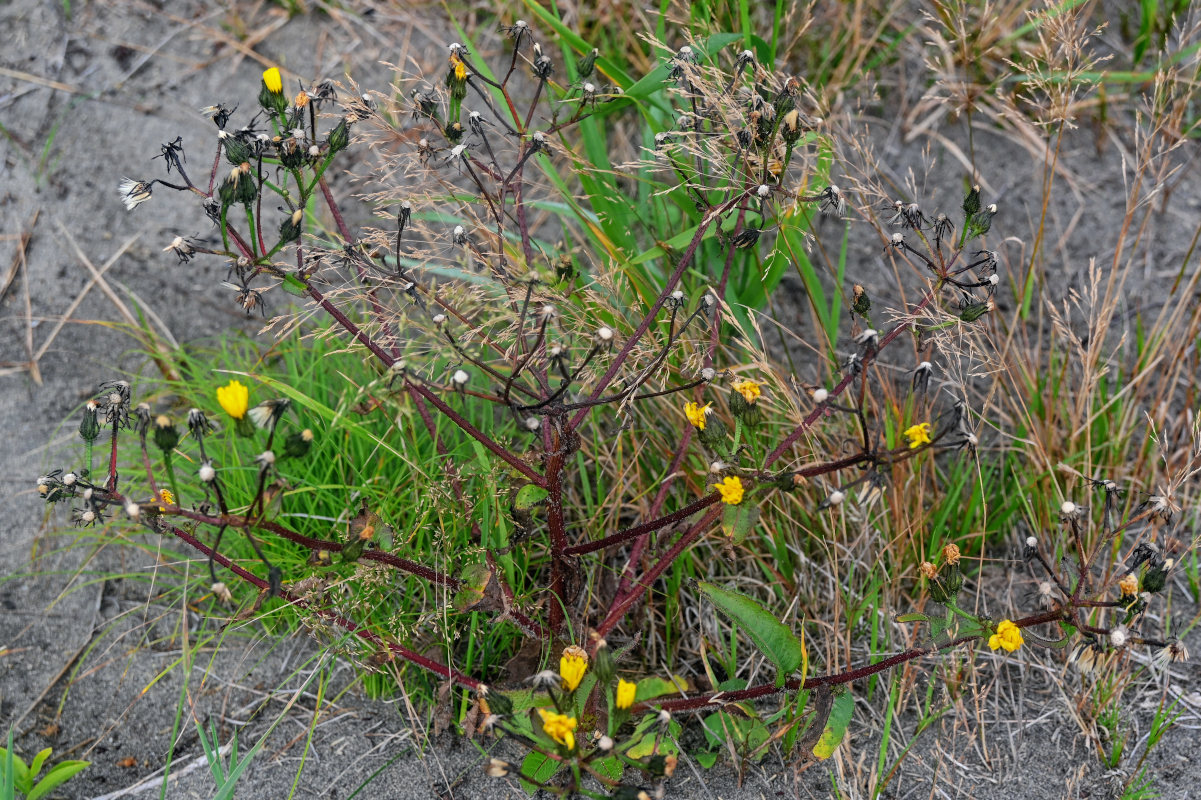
[452,369,469,385]
[453,225,465,237]
[199,463,216,483]
[432,313,447,325]
[988,274,999,285]
[828,490,845,506]
[757,184,770,197]
[1109,627,1128,648]
[709,461,726,474]
[1026,536,1037,548]
[81,510,96,524]
[1061,501,1077,515]
[125,500,140,519]
[919,361,932,371]
[258,450,276,465]
[701,367,716,382]
[598,735,614,752]
[596,326,614,342]
[524,417,540,432]
[670,290,684,300]
[891,232,904,244]
[62,472,77,486]
[812,388,828,404]
[583,82,595,93]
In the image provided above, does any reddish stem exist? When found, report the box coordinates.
[545,442,568,633]
[596,505,723,637]
[649,608,1065,713]
[565,493,719,556]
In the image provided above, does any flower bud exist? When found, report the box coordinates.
[277,209,302,244]
[153,415,179,452]
[79,401,101,443]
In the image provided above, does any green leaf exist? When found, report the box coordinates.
[519,751,563,795]
[280,273,308,296]
[634,675,690,703]
[811,690,854,760]
[27,749,50,785]
[695,751,718,769]
[721,502,760,545]
[592,756,623,781]
[895,612,930,624]
[513,484,549,511]
[697,581,803,685]
[26,761,89,800]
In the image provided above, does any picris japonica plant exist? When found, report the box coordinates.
[38,18,1191,798]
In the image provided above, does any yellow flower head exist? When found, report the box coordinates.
[559,645,588,691]
[731,379,762,404]
[713,475,744,505]
[1118,573,1138,597]
[217,380,250,420]
[615,679,637,710]
[262,67,283,94]
[449,53,468,82]
[158,488,175,510]
[537,708,577,751]
[684,401,712,431]
[988,619,1024,653]
[904,422,932,449]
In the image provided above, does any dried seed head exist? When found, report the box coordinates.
[595,326,614,342]
[827,490,845,506]
[452,369,469,386]
[812,388,828,404]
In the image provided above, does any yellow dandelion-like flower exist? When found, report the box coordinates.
[684,401,712,431]
[713,475,744,505]
[217,380,250,420]
[559,645,588,692]
[537,708,577,751]
[731,379,762,403]
[262,67,283,94]
[158,489,175,510]
[988,619,1024,653]
[1118,573,1138,596]
[615,679,637,710]
[904,422,932,449]
[450,53,467,81]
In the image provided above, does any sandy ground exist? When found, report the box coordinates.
[2,1,1200,798]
